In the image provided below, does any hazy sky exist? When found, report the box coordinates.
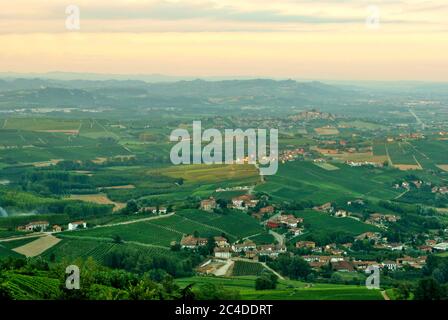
[1,0,447,81]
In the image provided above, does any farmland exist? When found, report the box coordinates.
[231,261,266,276]
[63,210,264,244]
[176,276,384,300]
[256,161,402,203]
[292,210,379,237]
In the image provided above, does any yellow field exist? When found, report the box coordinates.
[437,165,448,172]
[394,164,422,171]
[314,162,340,171]
[152,164,260,183]
[329,152,388,164]
[69,194,125,211]
[314,127,340,135]
[13,235,61,257]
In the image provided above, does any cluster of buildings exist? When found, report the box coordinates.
[266,214,304,236]
[200,194,261,212]
[17,220,87,232]
[365,213,400,228]
[139,206,168,214]
[179,235,288,260]
[279,148,306,163]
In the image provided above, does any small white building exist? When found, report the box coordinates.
[214,247,233,259]
[68,221,87,231]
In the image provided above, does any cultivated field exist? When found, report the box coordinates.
[13,235,61,257]
[68,194,125,211]
[176,276,384,300]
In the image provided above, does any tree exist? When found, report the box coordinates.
[414,278,443,300]
[125,199,138,214]
[255,272,278,290]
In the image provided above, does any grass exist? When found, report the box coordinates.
[3,272,60,299]
[256,161,402,204]
[293,210,379,236]
[176,276,384,300]
[0,236,41,250]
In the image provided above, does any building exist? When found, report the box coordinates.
[231,195,256,210]
[355,232,381,242]
[52,225,62,232]
[214,247,233,259]
[335,210,348,218]
[331,260,355,272]
[259,206,275,214]
[200,198,217,212]
[296,241,316,249]
[159,207,168,214]
[433,242,448,251]
[140,206,157,214]
[23,221,49,232]
[232,240,256,253]
[266,221,280,229]
[289,227,304,236]
[313,202,333,213]
[180,235,208,249]
[213,236,229,248]
[68,221,87,231]
[382,260,398,271]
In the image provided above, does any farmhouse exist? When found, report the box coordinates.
[52,225,62,232]
[200,198,217,212]
[68,221,87,231]
[231,195,256,210]
[140,206,157,214]
[180,235,209,249]
[334,210,348,218]
[257,244,286,258]
[159,207,168,214]
[213,236,229,248]
[331,260,355,272]
[22,221,49,232]
[277,214,303,227]
[232,240,256,253]
[396,256,427,269]
[289,227,304,236]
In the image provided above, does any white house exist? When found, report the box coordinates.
[68,221,87,231]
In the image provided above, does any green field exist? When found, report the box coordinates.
[231,261,266,276]
[176,276,384,300]
[293,210,379,236]
[3,272,60,299]
[256,161,402,203]
[64,211,264,245]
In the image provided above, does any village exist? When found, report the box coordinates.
[16,188,448,279]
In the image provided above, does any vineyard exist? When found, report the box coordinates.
[41,238,118,263]
[176,209,264,240]
[231,261,266,276]
[4,273,60,299]
[0,245,24,258]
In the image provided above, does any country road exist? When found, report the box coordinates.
[93,212,175,228]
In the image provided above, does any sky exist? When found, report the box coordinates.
[1,0,447,81]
